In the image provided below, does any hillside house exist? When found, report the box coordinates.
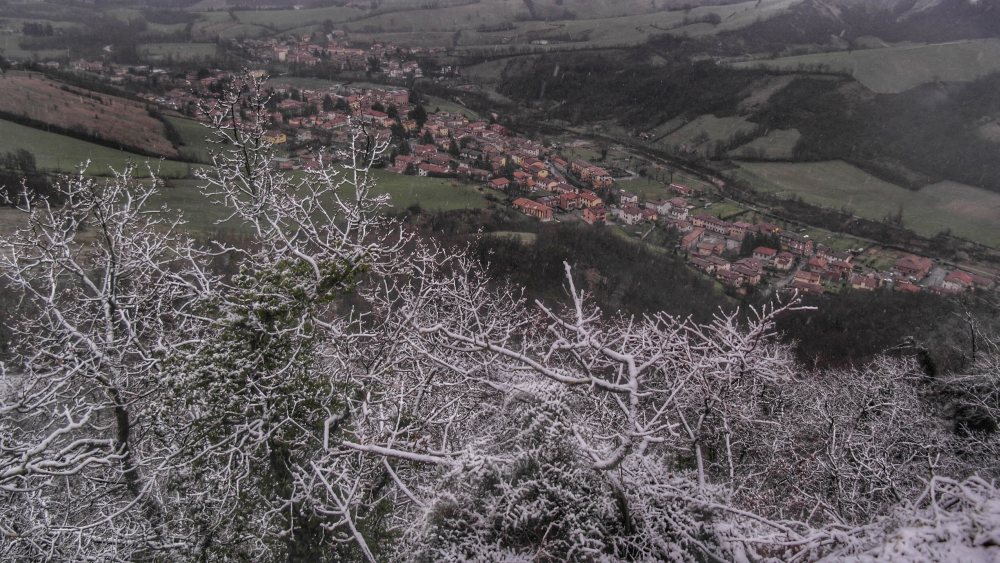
[774,252,796,271]
[941,270,975,293]
[717,269,746,288]
[417,163,449,177]
[558,192,579,211]
[582,205,607,225]
[571,159,594,179]
[893,255,934,280]
[512,198,553,221]
[692,215,729,235]
[578,191,603,208]
[753,247,778,262]
[620,191,639,206]
[780,232,815,256]
[850,274,880,291]
[695,239,726,257]
[646,199,672,214]
[620,205,643,225]
[733,258,763,286]
[489,177,511,191]
[681,228,706,251]
[670,183,693,196]
[756,222,782,235]
[793,270,823,290]
[807,256,829,272]
[589,167,614,189]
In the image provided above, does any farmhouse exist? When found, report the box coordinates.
[941,270,975,293]
[893,255,934,280]
[417,163,450,177]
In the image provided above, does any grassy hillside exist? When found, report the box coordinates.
[659,114,757,156]
[451,0,803,53]
[729,128,800,159]
[138,42,219,62]
[733,160,1000,246]
[0,118,193,178]
[0,73,178,158]
[164,116,215,163]
[732,39,1000,93]
[152,170,488,234]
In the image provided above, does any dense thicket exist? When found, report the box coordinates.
[474,223,731,322]
[757,75,1000,192]
[497,54,764,127]
[771,290,994,372]
[403,208,730,321]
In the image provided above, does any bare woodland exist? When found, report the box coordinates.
[2,75,999,562]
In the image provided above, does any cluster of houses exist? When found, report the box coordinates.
[39,60,1000,295]
[63,59,177,87]
[234,34,427,79]
[388,110,627,218]
[496,165,995,295]
[678,212,994,295]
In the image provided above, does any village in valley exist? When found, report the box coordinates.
[32,31,997,300]
[243,73,994,298]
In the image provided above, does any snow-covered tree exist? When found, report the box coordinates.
[2,72,999,561]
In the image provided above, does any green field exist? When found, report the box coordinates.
[731,39,1000,94]
[345,0,525,35]
[733,160,1000,247]
[165,116,215,163]
[233,5,363,31]
[422,95,481,120]
[729,128,801,160]
[152,170,487,233]
[660,114,757,156]
[139,42,219,62]
[0,119,194,178]
[616,176,668,198]
[451,0,802,53]
[369,170,488,211]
